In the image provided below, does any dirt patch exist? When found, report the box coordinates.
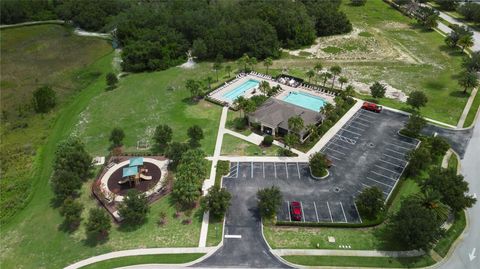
[351,80,408,102]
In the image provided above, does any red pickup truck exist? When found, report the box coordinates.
[362,102,382,113]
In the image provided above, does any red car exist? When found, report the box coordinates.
[362,102,382,113]
[290,201,302,221]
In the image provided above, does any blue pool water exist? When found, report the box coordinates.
[223,79,260,101]
[282,91,327,112]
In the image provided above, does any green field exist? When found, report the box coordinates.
[0,24,113,223]
[80,253,204,269]
[274,0,469,125]
[221,134,283,156]
[282,255,435,268]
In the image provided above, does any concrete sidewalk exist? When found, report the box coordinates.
[272,248,425,258]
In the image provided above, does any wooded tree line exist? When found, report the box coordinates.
[1,0,352,73]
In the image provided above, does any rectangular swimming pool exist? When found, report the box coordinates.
[282,91,327,112]
[223,79,260,101]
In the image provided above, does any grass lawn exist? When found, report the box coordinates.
[206,215,224,247]
[225,110,252,136]
[282,255,435,268]
[448,152,459,171]
[80,253,205,269]
[0,24,112,223]
[221,134,283,156]
[263,179,420,251]
[76,64,223,156]
[214,160,230,187]
[434,211,467,257]
[464,89,480,127]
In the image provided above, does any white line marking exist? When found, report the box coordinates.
[375,165,400,175]
[285,163,289,178]
[296,162,301,178]
[274,162,277,178]
[287,201,291,221]
[371,171,397,182]
[326,147,346,155]
[225,234,242,239]
[355,117,371,123]
[386,148,406,156]
[330,142,351,150]
[301,201,305,222]
[361,183,371,188]
[351,121,369,127]
[313,201,319,222]
[251,162,253,178]
[328,155,341,161]
[326,202,333,222]
[379,159,404,168]
[236,162,239,178]
[383,154,407,163]
[263,162,265,178]
[341,128,362,136]
[385,142,412,150]
[340,202,348,223]
[358,111,376,118]
[347,125,365,132]
[353,202,363,223]
[392,139,417,146]
[367,176,394,187]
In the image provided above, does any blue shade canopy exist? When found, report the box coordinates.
[129,157,144,167]
[122,166,138,177]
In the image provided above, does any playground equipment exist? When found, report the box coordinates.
[118,157,152,185]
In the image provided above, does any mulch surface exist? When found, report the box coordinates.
[107,162,161,196]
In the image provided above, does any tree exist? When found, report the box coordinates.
[85,208,111,241]
[51,169,83,203]
[106,72,118,87]
[264,57,273,75]
[284,133,298,150]
[338,76,348,90]
[403,112,427,138]
[306,69,315,84]
[213,55,223,81]
[458,35,474,52]
[263,135,274,146]
[406,146,431,177]
[355,187,384,220]
[463,51,480,72]
[60,197,83,231]
[165,142,189,170]
[320,72,332,87]
[422,168,477,212]
[445,24,473,48]
[187,125,204,148]
[259,81,271,96]
[345,84,355,97]
[428,136,450,157]
[153,124,172,149]
[32,86,56,113]
[370,82,386,99]
[201,186,232,219]
[186,79,201,100]
[329,65,342,89]
[351,0,367,6]
[435,0,458,11]
[257,186,282,220]
[309,152,329,177]
[416,6,439,30]
[205,76,214,90]
[407,91,428,110]
[288,116,304,134]
[176,149,208,185]
[225,65,232,77]
[388,197,444,251]
[305,124,319,141]
[458,71,478,94]
[192,38,207,59]
[109,127,125,148]
[119,189,150,226]
[54,137,92,181]
[237,54,250,72]
[314,62,323,83]
[172,178,201,209]
[233,96,247,118]
[248,56,258,71]
[320,103,335,116]
[413,188,449,221]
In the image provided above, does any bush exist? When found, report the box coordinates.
[355,187,384,220]
[59,198,83,231]
[32,86,56,113]
[309,152,329,178]
[118,190,150,227]
[370,82,386,99]
[201,185,232,219]
[402,112,427,138]
[85,208,112,242]
[257,186,282,220]
[109,127,125,148]
[263,135,274,146]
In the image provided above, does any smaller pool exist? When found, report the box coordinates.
[223,79,260,101]
[282,91,327,112]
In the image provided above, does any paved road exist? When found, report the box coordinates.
[435,116,480,269]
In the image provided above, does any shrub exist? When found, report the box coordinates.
[32,85,56,113]
[257,186,282,220]
[309,152,329,177]
[60,197,83,231]
[355,187,384,220]
[118,190,150,226]
[201,185,232,219]
[370,82,386,99]
[86,208,112,242]
[263,135,274,146]
[109,127,125,148]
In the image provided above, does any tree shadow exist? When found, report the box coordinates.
[182,97,199,105]
[83,232,110,247]
[57,220,80,234]
[449,90,469,98]
[439,45,464,57]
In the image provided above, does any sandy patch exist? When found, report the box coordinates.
[350,80,409,102]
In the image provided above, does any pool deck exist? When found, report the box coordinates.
[208,72,335,107]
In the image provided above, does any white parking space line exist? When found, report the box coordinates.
[287,201,291,221]
[296,163,301,178]
[301,201,305,222]
[347,124,365,132]
[371,171,397,182]
[379,159,404,169]
[367,176,394,187]
[225,234,242,239]
[353,202,363,224]
[341,128,362,136]
[285,163,289,178]
[326,147,346,155]
[326,202,333,222]
[274,162,277,178]
[263,162,265,178]
[351,121,369,127]
[361,183,371,188]
[326,154,341,161]
[385,142,412,150]
[383,154,407,163]
[340,202,348,223]
[336,135,357,145]
[386,148,407,156]
[251,162,253,178]
[375,165,400,175]
[330,142,351,150]
[236,163,239,178]
[391,139,418,146]
[313,201,319,222]
[355,117,371,123]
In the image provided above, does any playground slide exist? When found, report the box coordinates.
[140,174,152,180]
[118,178,130,184]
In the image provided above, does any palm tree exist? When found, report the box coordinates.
[288,116,304,134]
[345,84,355,97]
[233,96,247,118]
[329,65,342,89]
[320,72,332,87]
[320,103,335,116]
[458,35,474,52]
[264,57,273,75]
[205,76,214,90]
[248,56,257,72]
[314,62,323,83]
[306,69,315,84]
[306,124,319,140]
[225,65,232,78]
[339,76,348,90]
[213,61,222,81]
[458,71,478,94]
[259,81,271,96]
[413,189,450,221]
[237,54,249,72]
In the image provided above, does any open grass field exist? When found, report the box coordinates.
[282,255,435,268]
[75,65,223,156]
[80,253,205,269]
[273,1,468,125]
[0,24,113,223]
[221,134,282,156]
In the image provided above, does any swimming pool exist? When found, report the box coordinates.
[282,91,327,112]
[223,79,260,101]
